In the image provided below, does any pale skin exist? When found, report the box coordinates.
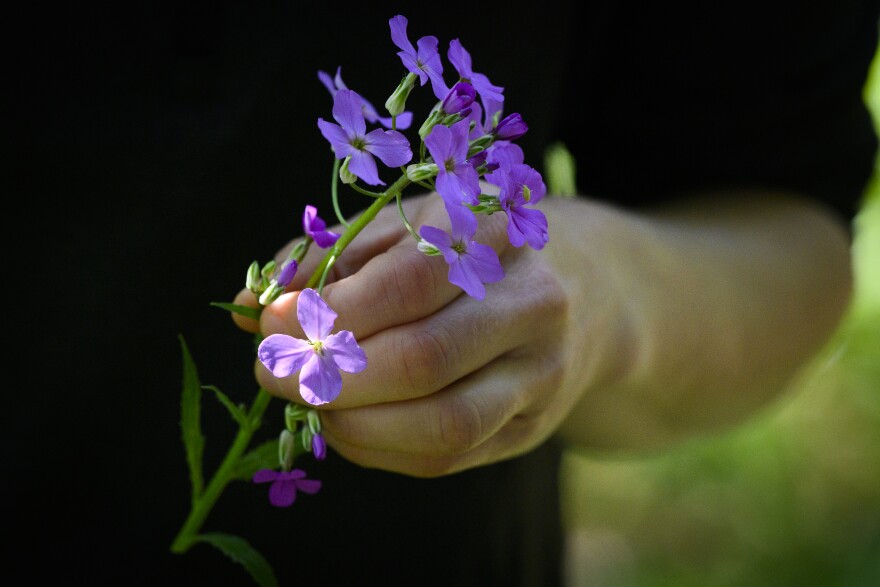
[233,189,853,477]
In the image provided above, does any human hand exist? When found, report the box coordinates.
[233,193,622,477]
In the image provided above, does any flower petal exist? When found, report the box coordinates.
[347,149,383,186]
[295,479,322,495]
[462,241,506,285]
[507,206,549,250]
[268,479,297,507]
[448,257,485,300]
[364,129,412,167]
[374,110,413,130]
[297,288,337,341]
[332,89,366,137]
[325,330,368,373]
[317,118,355,158]
[299,354,343,405]
[258,334,313,378]
[389,15,414,55]
[252,468,281,484]
[424,124,453,166]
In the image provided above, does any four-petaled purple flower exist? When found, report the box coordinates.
[390,15,448,100]
[303,205,341,249]
[252,468,321,508]
[485,163,549,250]
[448,39,504,114]
[318,89,412,186]
[318,66,413,130]
[258,288,367,405]
[419,216,504,300]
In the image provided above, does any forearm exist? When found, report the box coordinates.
[552,190,853,452]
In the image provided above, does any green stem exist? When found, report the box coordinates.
[170,388,274,554]
[306,174,411,289]
[330,158,350,228]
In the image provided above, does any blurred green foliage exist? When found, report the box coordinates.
[560,44,880,587]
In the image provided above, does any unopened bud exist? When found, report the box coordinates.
[279,429,296,471]
[285,402,307,432]
[339,157,357,184]
[276,259,298,288]
[306,409,322,435]
[418,239,442,256]
[385,72,417,116]
[300,426,314,453]
[246,261,262,293]
[312,434,327,461]
[406,162,439,182]
[418,108,442,139]
[493,113,528,141]
[261,260,277,279]
[258,281,281,306]
[468,135,494,157]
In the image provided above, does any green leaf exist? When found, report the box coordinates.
[197,533,279,587]
[178,335,205,501]
[210,302,262,320]
[233,439,280,481]
[203,385,249,428]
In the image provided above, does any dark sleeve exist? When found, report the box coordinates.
[554,1,880,223]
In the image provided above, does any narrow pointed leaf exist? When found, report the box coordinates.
[197,533,279,587]
[210,302,262,320]
[178,335,205,500]
[203,385,249,428]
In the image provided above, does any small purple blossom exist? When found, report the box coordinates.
[419,216,504,300]
[485,163,549,250]
[440,82,476,116]
[425,120,481,208]
[317,66,413,130]
[486,141,524,171]
[258,288,367,405]
[447,39,504,108]
[252,468,321,508]
[389,15,448,100]
[318,89,412,185]
[303,205,341,249]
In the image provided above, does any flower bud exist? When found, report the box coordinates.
[276,259,298,288]
[468,135,494,157]
[261,260,277,279]
[246,261,262,293]
[258,282,281,306]
[493,113,528,141]
[417,239,442,256]
[300,426,314,453]
[312,434,327,461]
[385,72,417,117]
[306,409,322,435]
[418,108,443,139]
[339,157,357,184]
[278,429,296,471]
[285,402,307,432]
[440,82,476,116]
[406,162,439,182]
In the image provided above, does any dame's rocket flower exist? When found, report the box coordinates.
[419,216,504,300]
[485,163,549,250]
[390,15,448,100]
[318,89,412,185]
[317,66,413,130]
[252,468,321,508]
[258,288,367,405]
[425,120,481,208]
[303,205,340,249]
[447,39,504,109]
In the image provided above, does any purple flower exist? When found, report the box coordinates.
[419,217,504,300]
[258,288,367,405]
[486,141,524,170]
[317,66,413,130]
[318,89,412,186]
[485,163,549,250]
[303,205,340,249]
[425,120,481,208]
[389,15,448,100]
[440,81,476,116]
[493,112,528,141]
[252,468,321,508]
[276,259,298,288]
[447,39,504,108]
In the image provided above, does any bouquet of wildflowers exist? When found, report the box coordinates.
[171,14,548,586]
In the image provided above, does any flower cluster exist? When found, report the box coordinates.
[173,13,551,585]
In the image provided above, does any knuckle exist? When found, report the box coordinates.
[399,325,456,393]
[431,395,484,456]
